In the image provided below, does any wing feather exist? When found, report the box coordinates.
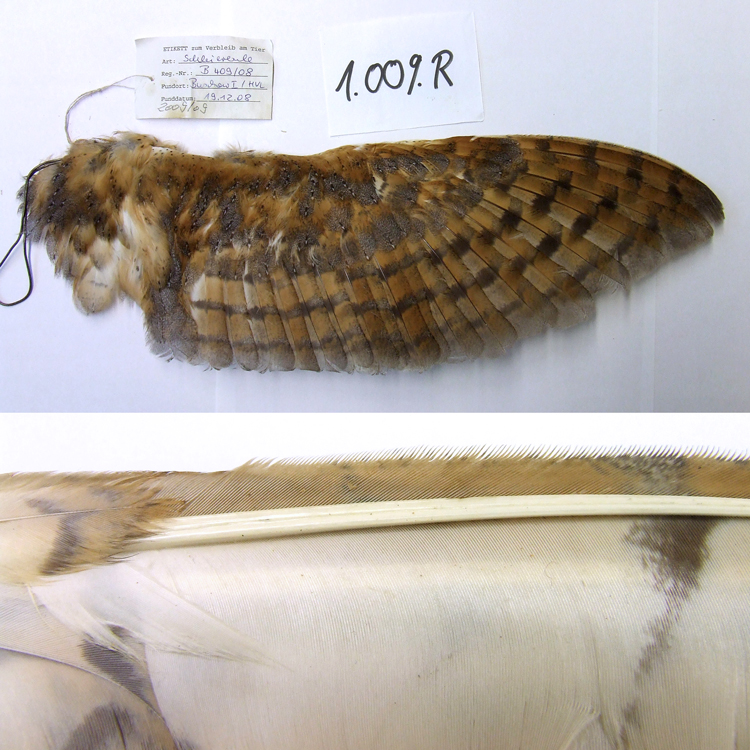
[25,133,723,371]
[3,450,750,748]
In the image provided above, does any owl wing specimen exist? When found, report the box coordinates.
[25,134,723,371]
[2,450,750,749]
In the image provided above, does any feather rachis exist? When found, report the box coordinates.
[3,448,750,585]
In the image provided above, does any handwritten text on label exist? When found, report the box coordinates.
[136,36,274,120]
[335,50,455,101]
[320,14,483,136]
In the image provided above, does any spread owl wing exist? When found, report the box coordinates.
[25,134,723,371]
[2,450,750,749]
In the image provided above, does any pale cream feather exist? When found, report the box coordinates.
[2,449,750,749]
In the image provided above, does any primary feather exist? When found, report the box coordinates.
[2,449,750,749]
[24,134,723,371]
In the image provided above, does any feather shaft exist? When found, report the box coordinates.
[131,493,750,551]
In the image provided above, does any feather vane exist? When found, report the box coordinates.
[2,449,749,749]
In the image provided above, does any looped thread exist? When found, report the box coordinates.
[0,159,60,307]
[65,74,153,143]
[1,74,154,307]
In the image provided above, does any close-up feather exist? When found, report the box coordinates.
[23,133,722,372]
[2,448,750,749]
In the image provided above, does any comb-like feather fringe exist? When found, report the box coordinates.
[3,449,750,748]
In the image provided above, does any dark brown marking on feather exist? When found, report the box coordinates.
[390,182,420,208]
[190,175,222,229]
[395,287,432,315]
[670,165,685,180]
[379,249,423,279]
[582,141,599,174]
[219,190,244,236]
[26,496,63,514]
[82,634,153,706]
[374,214,408,250]
[612,234,635,261]
[424,151,450,174]
[324,204,353,233]
[285,226,321,259]
[267,159,301,195]
[323,172,354,199]
[350,297,388,316]
[620,516,720,745]
[598,196,618,212]
[61,705,142,750]
[86,152,107,173]
[626,149,644,169]
[531,193,554,216]
[506,255,528,274]
[535,139,551,152]
[242,176,264,196]
[585,453,689,494]
[620,702,642,745]
[298,199,314,218]
[667,183,683,202]
[536,234,561,257]
[478,228,496,247]
[443,283,466,304]
[572,265,593,284]
[470,140,525,186]
[306,167,323,201]
[627,516,718,598]
[571,214,594,237]
[355,229,378,258]
[108,170,124,211]
[445,183,484,216]
[41,515,84,576]
[373,157,399,175]
[499,209,522,230]
[626,167,644,187]
[554,171,573,191]
[474,266,497,290]
[450,236,473,259]
[396,153,428,178]
[355,180,379,206]
[411,325,440,351]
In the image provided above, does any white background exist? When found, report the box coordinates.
[0,0,748,412]
[320,13,484,135]
[1,413,748,473]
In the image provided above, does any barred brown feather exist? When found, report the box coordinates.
[25,134,723,371]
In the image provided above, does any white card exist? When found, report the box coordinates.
[135,36,273,119]
[320,13,484,136]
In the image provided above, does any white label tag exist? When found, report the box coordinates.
[320,13,483,136]
[135,36,273,119]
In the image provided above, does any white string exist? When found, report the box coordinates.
[65,74,154,143]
